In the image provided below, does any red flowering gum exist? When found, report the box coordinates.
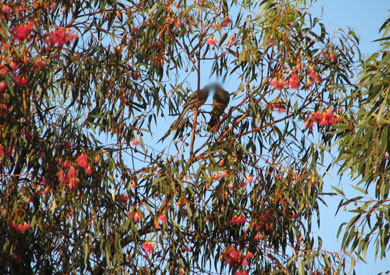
[0,81,6,93]
[221,16,232,27]
[221,246,248,269]
[309,108,342,128]
[231,215,247,225]
[9,221,30,233]
[323,108,333,121]
[132,212,141,222]
[46,28,77,47]
[13,22,34,42]
[14,76,27,87]
[76,154,88,168]
[270,79,286,90]
[158,215,167,223]
[288,73,300,89]
[206,36,218,45]
[33,59,46,69]
[309,70,322,83]
[142,241,153,254]
[246,175,253,184]
[310,111,323,123]
[1,5,11,16]
[85,166,93,175]
[132,137,140,146]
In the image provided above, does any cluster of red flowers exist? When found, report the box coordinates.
[8,220,30,233]
[231,215,247,225]
[57,154,93,190]
[76,154,93,174]
[206,36,218,45]
[57,165,79,190]
[308,70,322,83]
[270,79,286,90]
[132,212,142,222]
[288,72,300,89]
[270,69,323,90]
[305,108,342,131]
[221,246,253,269]
[13,22,34,42]
[45,28,77,47]
[13,75,27,87]
[142,241,153,254]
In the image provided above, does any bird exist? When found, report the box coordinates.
[170,86,210,130]
[207,84,230,130]
[158,85,211,142]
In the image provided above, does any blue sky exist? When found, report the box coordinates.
[310,1,390,273]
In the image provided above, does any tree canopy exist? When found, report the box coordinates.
[0,0,387,274]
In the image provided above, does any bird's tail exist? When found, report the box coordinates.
[171,109,187,130]
[207,115,218,131]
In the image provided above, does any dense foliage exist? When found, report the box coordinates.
[332,17,390,271]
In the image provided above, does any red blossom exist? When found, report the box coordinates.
[142,241,153,253]
[13,22,34,42]
[236,271,248,275]
[323,108,333,121]
[158,215,167,223]
[0,65,8,76]
[309,108,342,128]
[270,79,286,90]
[206,37,218,45]
[85,166,93,175]
[246,175,253,184]
[310,111,323,123]
[33,59,46,69]
[221,247,249,269]
[0,81,6,93]
[14,76,27,87]
[231,215,246,225]
[1,5,11,16]
[10,62,18,72]
[76,154,88,168]
[245,252,254,260]
[132,137,140,146]
[221,16,232,27]
[46,28,77,47]
[9,221,30,233]
[132,212,141,222]
[67,166,77,178]
[309,70,322,83]
[288,73,300,89]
